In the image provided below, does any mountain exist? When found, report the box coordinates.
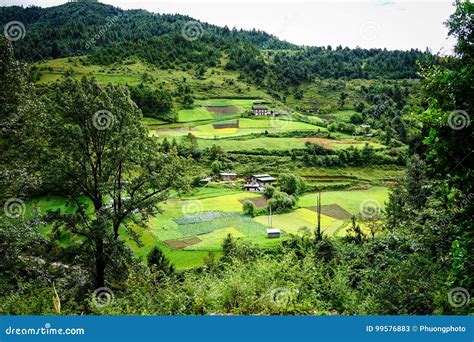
[0,0,294,61]
[1,0,436,89]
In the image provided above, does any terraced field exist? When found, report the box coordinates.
[30,59,400,270]
[26,185,390,269]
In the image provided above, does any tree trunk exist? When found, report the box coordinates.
[95,238,106,289]
[316,191,322,241]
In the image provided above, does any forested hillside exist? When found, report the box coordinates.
[0,0,471,317]
[2,0,434,85]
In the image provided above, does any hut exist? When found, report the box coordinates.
[200,177,212,184]
[219,172,237,181]
[266,228,282,238]
[243,174,276,192]
[252,104,271,116]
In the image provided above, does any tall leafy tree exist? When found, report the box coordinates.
[0,37,46,201]
[45,77,189,288]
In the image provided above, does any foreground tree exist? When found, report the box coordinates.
[0,37,46,201]
[418,0,473,293]
[45,77,189,288]
[147,246,174,276]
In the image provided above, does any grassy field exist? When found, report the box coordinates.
[26,185,391,269]
[178,107,215,122]
[29,57,402,270]
[33,57,271,99]
[195,137,386,152]
[151,116,328,138]
[194,99,260,108]
[297,186,389,213]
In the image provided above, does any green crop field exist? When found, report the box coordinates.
[33,57,271,99]
[178,107,215,122]
[24,186,390,269]
[29,60,401,270]
[194,98,259,108]
[297,186,389,213]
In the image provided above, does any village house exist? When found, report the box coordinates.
[243,174,276,192]
[252,103,272,116]
[219,172,237,181]
[200,176,212,184]
[266,228,282,238]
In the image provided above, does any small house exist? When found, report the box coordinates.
[200,177,212,184]
[251,174,276,185]
[266,228,282,238]
[252,104,271,116]
[220,172,237,181]
[243,183,263,192]
[243,174,276,192]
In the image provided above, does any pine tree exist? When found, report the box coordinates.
[147,246,174,275]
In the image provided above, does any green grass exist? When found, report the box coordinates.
[143,117,167,125]
[197,137,307,151]
[179,186,243,200]
[33,57,272,100]
[177,213,267,242]
[157,242,218,269]
[253,208,341,235]
[297,186,389,214]
[152,116,326,138]
[324,110,358,122]
[194,98,260,109]
[189,227,246,250]
[178,107,214,122]
[26,186,391,269]
[195,136,384,152]
[296,166,404,183]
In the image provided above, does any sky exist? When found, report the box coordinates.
[2,0,457,53]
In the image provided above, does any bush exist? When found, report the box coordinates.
[268,191,296,213]
[277,173,306,195]
[242,201,256,217]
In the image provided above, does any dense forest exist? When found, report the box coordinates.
[2,0,434,86]
[0,0,472,316]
